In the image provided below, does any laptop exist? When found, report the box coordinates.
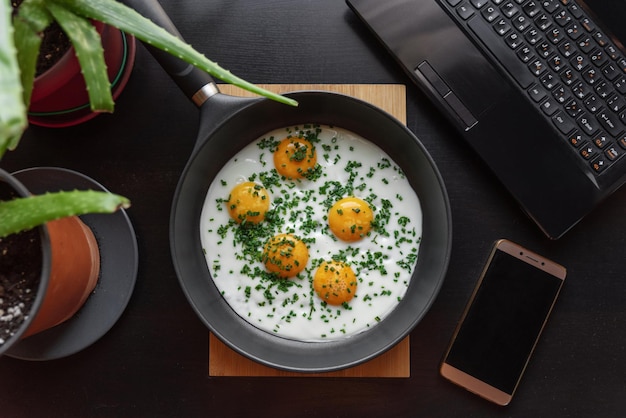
[346,0,626,239]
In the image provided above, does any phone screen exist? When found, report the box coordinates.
[441,240,565,404]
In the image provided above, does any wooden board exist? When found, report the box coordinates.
[209,84,410,377]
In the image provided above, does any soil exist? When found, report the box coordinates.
[36,22,71,76]
[0,182,42,347]
[12,0,72,76]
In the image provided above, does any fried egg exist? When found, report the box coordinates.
[200,125,422,341]
[226,181,270,224]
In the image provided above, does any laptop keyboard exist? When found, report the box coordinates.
[442,0,626,175]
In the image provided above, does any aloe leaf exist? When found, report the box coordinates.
[46,2,114,113]
[53,0,298,107]
[0,190,131,238]
[13,0,54,107]
[0,0,28,158]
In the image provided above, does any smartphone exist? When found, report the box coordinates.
[440,239,566,406]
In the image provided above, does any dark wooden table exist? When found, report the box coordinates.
[1,1,625,416]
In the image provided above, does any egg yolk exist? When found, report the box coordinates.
[328,197,373,242]
[313,260,357,306]
[227,182,270,224]
[273,137,317,179]
[262,234,309,278]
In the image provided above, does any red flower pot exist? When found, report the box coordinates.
[27,21,136,128]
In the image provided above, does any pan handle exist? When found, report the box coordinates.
[121,0,218,106]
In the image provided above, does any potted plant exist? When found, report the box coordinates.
[0,169,130,352]
[0,0,297,354]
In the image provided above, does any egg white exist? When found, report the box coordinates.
[199,125,422,342]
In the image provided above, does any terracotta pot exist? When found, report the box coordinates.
[0,169,100,353]
[27,21,136,128]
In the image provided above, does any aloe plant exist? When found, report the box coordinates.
[0,0,298,238]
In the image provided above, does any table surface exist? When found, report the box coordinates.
[1,0,625,416]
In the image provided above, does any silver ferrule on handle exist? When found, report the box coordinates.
[192,83,219,107]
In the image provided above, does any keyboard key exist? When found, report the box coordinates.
[615,76,626,94]
[584,94,601,112]
[607,94,626,113]
[577,36,594,53]
[590,156,608,173]
[541,72,558,89]
[567,2,583,19]
[546,27,565,45]
[529,59,546,76]
[554,9,572,27]
[501,2,519,18]
[605,45,620,60]
[518,45,536,63]
[524,27,542,45]
[602,63,620,81]
[540,97,560,115]
[595,80,614,99]
[523,1,540,17]
[596,109,623,136]
[568,131,584,148]
[511,14,531,31]
[552,111,576,134]
[571,54,588,71]
[580,17,595,32]
[483,5,501,22]
[572,81,592,99]
[552,84,571,103]
[494,20,511,36]
[605,146,621,161]
[528,84,548,101]
[558,40,577,58]
[592,132,610,149]
[564,99,583,117]
[534,13,552,31]
[577,112,600,135]
[548,55,566,72]
[457,3,475,20]
[589,49,608,67]
[582,67,600,85]
[560,67,578,86]
[537,41,554,58]
[619,136,626,149]
[593,31,608,47]
[579,142,596,159]
[505,31,523,48]
[565,22,583,40]
[542,0,560,13]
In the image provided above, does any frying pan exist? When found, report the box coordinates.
[127,0,452,372]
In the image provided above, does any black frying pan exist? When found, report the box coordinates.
[127,0,452,372]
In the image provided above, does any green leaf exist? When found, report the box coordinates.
[0,0,29,158]
[0,190,130,238]
[53,0,298,107]
[46,2,114,112]
[13,0,54,107]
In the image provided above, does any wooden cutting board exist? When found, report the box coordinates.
[209,84,410,377]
